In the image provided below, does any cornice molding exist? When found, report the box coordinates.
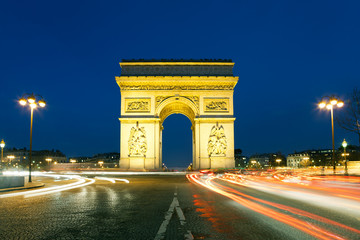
[116,76,238,90]
[120,62,235,66]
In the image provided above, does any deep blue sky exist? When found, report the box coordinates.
[1,0,359,167]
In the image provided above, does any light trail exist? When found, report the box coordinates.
[76,171,186,175]
[222,173,360,214]
[249,173,360,201]
[95,177,116,183]
[188,174,351,240]
[95,177,130,183]
[0,174,96,198]
[216,178,360,235]
[25,178,95,198]
[114,178,130,183]
[1,173,130,198]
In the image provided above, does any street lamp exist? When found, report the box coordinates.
[0,139,5,173]
[0,139,5,163]
[342,139,349,176]
[46,158,52,171]
[7,155,15,167]
[98,161,104,168]
[19,94,46,182]
[276,159,281,167]
[318,96,344,174]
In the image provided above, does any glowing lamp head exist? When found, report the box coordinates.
[330,99,338,105]
[326,104,332,110]
[0,139,5,148]
[19,98,27,106]
[38,99,46,108]
[337,101,344,108]
[319,102,326,109]
[30,102,37,109]
[342,139,347,148]
[27,95,36,104]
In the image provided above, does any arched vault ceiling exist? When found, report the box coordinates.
[159,102,195,124]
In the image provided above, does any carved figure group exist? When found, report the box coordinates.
[207,125,227,156]
[128,126,147,156]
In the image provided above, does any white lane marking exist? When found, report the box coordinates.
[154,192,194,240]
[154,197,177,240]
[174,198,186,225]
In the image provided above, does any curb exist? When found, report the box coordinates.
[0,183,45,193]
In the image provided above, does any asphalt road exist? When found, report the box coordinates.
[0,174,359,240]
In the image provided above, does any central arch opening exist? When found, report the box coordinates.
[162,114,192,169]
[158,100,197,170]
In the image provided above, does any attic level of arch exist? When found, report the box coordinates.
[119,61,235,77]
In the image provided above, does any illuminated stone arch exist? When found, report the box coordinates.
[157,96,199,123]
[116,60,238,170]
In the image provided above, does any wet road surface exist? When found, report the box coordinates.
[0,174,359,240]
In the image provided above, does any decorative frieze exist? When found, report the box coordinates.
[204,98,229,112]
[184,96,199,108]
[156,96,171,107]
[125,98,150,112]
[208,124,227,156]
[155,95,199,108]
[120,85,235,91]
[128,124,147,157]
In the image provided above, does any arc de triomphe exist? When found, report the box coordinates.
[116,59,238,170]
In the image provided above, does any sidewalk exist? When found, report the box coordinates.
[0,182,44,193]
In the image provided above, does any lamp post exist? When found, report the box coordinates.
[45,158,52,165]
[342,139,348,176]
[318,96,344,175]
[19,94,46,182]
[45,158,52,171]
[0,139,5,163]
[7,155,15,168]
[276,159,281,167]
[0,139,5,173]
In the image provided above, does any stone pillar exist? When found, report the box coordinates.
[119,118,160,170]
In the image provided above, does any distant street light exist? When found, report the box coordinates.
[46,158,52,171]
[19,94,46,182]
[0,139,5,173]
[0,139,5,163]
[342,139,349,176]
[98,161,104,168]
[318,96,344,174]
[7,155,15,167]
[46,158,52,164]
[276,159,281,166]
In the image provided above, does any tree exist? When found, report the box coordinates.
[336,88,360,145]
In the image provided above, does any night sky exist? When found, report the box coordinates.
[1,1,359,167]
